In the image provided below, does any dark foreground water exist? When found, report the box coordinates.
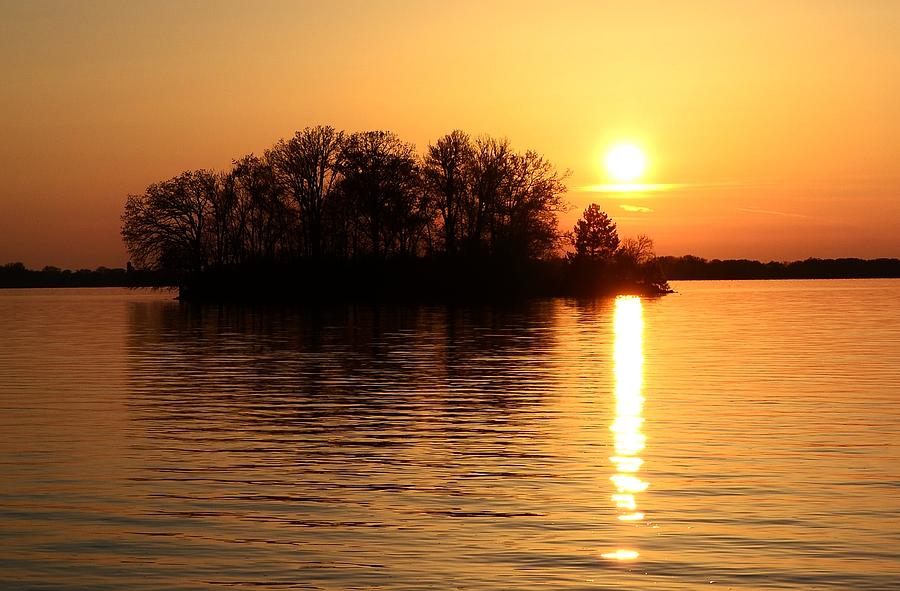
[1,280,899,590]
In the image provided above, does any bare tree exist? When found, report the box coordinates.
[228,154,292,263]
[122,170,218,274]
[461,136,568,259]
[423,130,473,255]
[499,149,569,259]
[465,136,511,255]
[338,131,424,258]
[617,234,656,266]
[268,126,344,258]
[121,126,590,294]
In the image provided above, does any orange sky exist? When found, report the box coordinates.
[2,0,898,268]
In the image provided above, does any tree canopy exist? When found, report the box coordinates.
[121,126,570,277]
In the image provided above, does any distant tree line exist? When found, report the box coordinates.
[8,254,898,291]
[121,125,669,300]
[0,262,169,289]
[658,256,900,280]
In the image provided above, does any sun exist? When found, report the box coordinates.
[605,144,646,183]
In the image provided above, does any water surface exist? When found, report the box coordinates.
[1,280,899,590]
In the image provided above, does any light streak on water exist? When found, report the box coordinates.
[603,295,646,561]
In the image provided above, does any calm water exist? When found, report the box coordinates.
[1,280,899,590]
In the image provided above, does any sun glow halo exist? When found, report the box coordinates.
[605,144,646,183]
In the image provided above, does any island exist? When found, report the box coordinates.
[118,126,671,302]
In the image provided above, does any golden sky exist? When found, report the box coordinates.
[2,0,898,268]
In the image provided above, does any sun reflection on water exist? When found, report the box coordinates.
[604,295,646,561]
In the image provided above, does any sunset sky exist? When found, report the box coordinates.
[2,0,898,269]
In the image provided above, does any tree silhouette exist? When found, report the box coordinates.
[571,203,619,260]
[227,154,292,263]
[268,126,344,259]
[337,131,424,258]
[462,136,568,259]
[617,234,655,266]
[499,149,568,259]
[468,136,511,256]
[120,125,677,300]
[121,170,219,274]
[423,130,473,256]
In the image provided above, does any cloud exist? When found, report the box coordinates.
[576,183,682,194]
[574,181,745,196]
[737,207,809,219]
[620,204,653,213]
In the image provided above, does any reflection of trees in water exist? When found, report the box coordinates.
[125,301,563,445]
[118,301,620,590]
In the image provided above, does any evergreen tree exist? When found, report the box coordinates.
[571,203,619,260]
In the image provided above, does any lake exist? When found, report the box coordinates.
[1,280,899,590]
